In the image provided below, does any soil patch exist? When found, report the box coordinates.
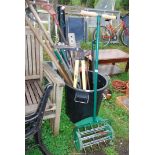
[116,138,129,155]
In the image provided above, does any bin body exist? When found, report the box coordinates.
[65,71,108,123]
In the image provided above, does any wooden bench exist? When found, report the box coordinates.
[86,49,129,75]
[25,26,65,135]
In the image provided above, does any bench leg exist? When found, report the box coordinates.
[89,60,93,70]
[125,61,129,72]
[34,129,52,155]
[53,86,63,135]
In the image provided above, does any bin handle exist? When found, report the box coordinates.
[74,91,89,104]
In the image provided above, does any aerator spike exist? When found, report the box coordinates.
[74,118,114,151]
[90,145,93,152]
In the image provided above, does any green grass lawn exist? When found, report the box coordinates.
[81,42,129,53]
[26,44,129,155]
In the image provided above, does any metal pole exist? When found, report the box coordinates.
[93,15,101,121]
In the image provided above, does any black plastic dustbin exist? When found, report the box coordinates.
[65,71,108,123]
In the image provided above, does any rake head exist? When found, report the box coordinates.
[73,117,114,151]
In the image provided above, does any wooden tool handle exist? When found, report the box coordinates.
[102,14,116,20]
[73,60,79,89]
[80,10,116,20]
[80,10,98,17]
[81,60,86,90]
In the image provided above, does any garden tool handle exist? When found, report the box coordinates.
[80,10,116,20]
[81,60,86,90]
[73,60,80,88]
[102,14,116,20]
[80,10,97,17]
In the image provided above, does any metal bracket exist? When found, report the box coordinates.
[68,33,76,47]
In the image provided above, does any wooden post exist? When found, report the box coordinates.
[53,84,64,135]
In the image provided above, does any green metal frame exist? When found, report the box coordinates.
[93,15,100,122]
[74,119,114,151]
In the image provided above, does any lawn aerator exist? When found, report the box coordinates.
[73,12,115,151]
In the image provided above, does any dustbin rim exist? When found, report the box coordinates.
[65,71,108,93]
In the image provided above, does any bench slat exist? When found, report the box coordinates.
[35,37,40,75]
[25,94,28,105]
[25,36,29,76]
[25,83,33,105]
[34,81,43,97]
[25,75,40,80]
[31,35,36,75]
[30,80,41,103]
[26,81,37,104]
[27,35,32,75]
